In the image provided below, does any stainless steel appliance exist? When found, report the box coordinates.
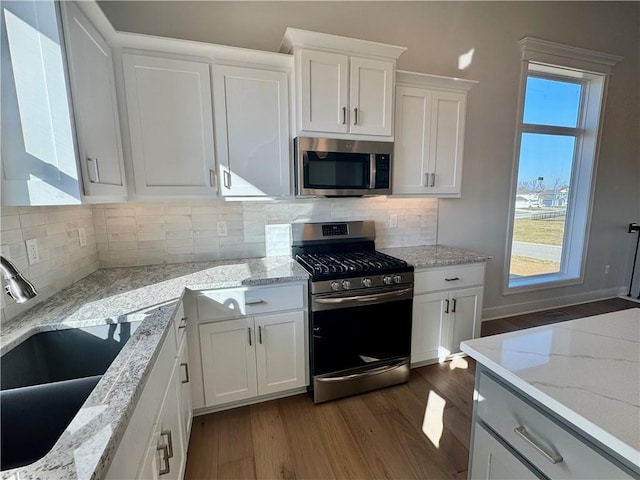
[294,137,393,197]
[292,221,413,403]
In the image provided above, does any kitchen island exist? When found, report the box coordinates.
[461,308,640,479]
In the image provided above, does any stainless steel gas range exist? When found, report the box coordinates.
[292,221,414,403]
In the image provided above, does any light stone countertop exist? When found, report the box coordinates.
[461,309,640,471]
[380,245,492,269]
[0,256,308,480]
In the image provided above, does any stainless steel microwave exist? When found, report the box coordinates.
[294,137,393,197]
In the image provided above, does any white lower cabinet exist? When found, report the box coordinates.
[470,423,539,480]
[411,264,485,365]
[106,303,192,480]
[139,358,186,480]
[200,310,306,407]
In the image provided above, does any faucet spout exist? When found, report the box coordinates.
[1,256,38,303]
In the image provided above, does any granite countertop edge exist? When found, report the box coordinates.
[1,245,489,479]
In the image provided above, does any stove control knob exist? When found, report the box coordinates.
[383,275,393,285]
[393,275,402,284]
[341,280,351,290]
[330,281,340,291]
[362,278,372,288]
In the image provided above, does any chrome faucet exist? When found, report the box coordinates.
[0,256,37,303]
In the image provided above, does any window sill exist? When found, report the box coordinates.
[505,272,583,295]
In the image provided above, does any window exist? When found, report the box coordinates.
[505,38,621,292]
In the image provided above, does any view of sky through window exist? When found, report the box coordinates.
[510,76,582,279]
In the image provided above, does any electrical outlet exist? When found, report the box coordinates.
[604,264,610,275]
[217,221,228,237]
[78,228,87,247]
[26,239,40,265]
[389,214,398,228]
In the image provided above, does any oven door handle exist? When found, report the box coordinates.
[316,361,407,383]
[314,287,412,305]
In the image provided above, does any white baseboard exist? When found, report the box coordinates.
[482,287,626,321]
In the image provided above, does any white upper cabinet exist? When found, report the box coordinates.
[299,50,349,134]
[393,71,476,197]
[281,28,405,139]
[61,1,127,199]
[122,54,216,197]
[1,0,82,205]
[212,64,290,197]
[349,56,394,136]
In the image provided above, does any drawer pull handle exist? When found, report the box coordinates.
[245,299,266,305]
[157,444,170,475]
[181,362,190,383]
[160,429,174,459]
[178,316,187,329]
[514,426,563,464]
[445,277,460,282]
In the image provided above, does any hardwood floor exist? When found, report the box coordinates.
[184,297,638,480]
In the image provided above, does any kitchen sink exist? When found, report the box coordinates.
[1,321,141,471]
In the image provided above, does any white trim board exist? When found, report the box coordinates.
[482,286,627,321]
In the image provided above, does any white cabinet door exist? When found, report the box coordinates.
[393,87,466,197]
[200,318,257,406]
[470,423,540,480]
[299,49,348,134]
[428,90,465,195]
[255,311,306,395]
[411,291,448,365]
[62,1,126,199]
[122,54,216,196]
[446,286,482,355]
[349,56,394,136]
[393,86,432,194]
[212,65,290,196]
[1,0,82,206]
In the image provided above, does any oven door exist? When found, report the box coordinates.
[310,285,413,377]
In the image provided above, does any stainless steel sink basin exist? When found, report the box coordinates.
[1,322,140,471]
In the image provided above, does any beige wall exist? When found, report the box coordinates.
[99,1,640,316]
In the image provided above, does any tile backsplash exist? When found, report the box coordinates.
[93,197,438,267]
[0,197,437,322]
[1,205,98,322]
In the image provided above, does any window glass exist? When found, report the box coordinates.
[510,133,575,278]
[523,76,582,128]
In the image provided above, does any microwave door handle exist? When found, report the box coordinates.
[369,154,377,189]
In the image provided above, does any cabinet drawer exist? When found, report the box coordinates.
[196,284,304,320]
[477,373,634,480]
[415,263,484,294]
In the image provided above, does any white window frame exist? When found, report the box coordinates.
[504,37,622,294]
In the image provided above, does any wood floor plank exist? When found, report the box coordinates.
[218,457,256,480]
[278,395,336,480]
[383,379,469,478]
[375,407,456,479]
[337,394,420,480]
[416,363,475,414]
[250,400,297,480]
[185,414,219,480]
[312,401,375,480]
[217,406,255,466]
